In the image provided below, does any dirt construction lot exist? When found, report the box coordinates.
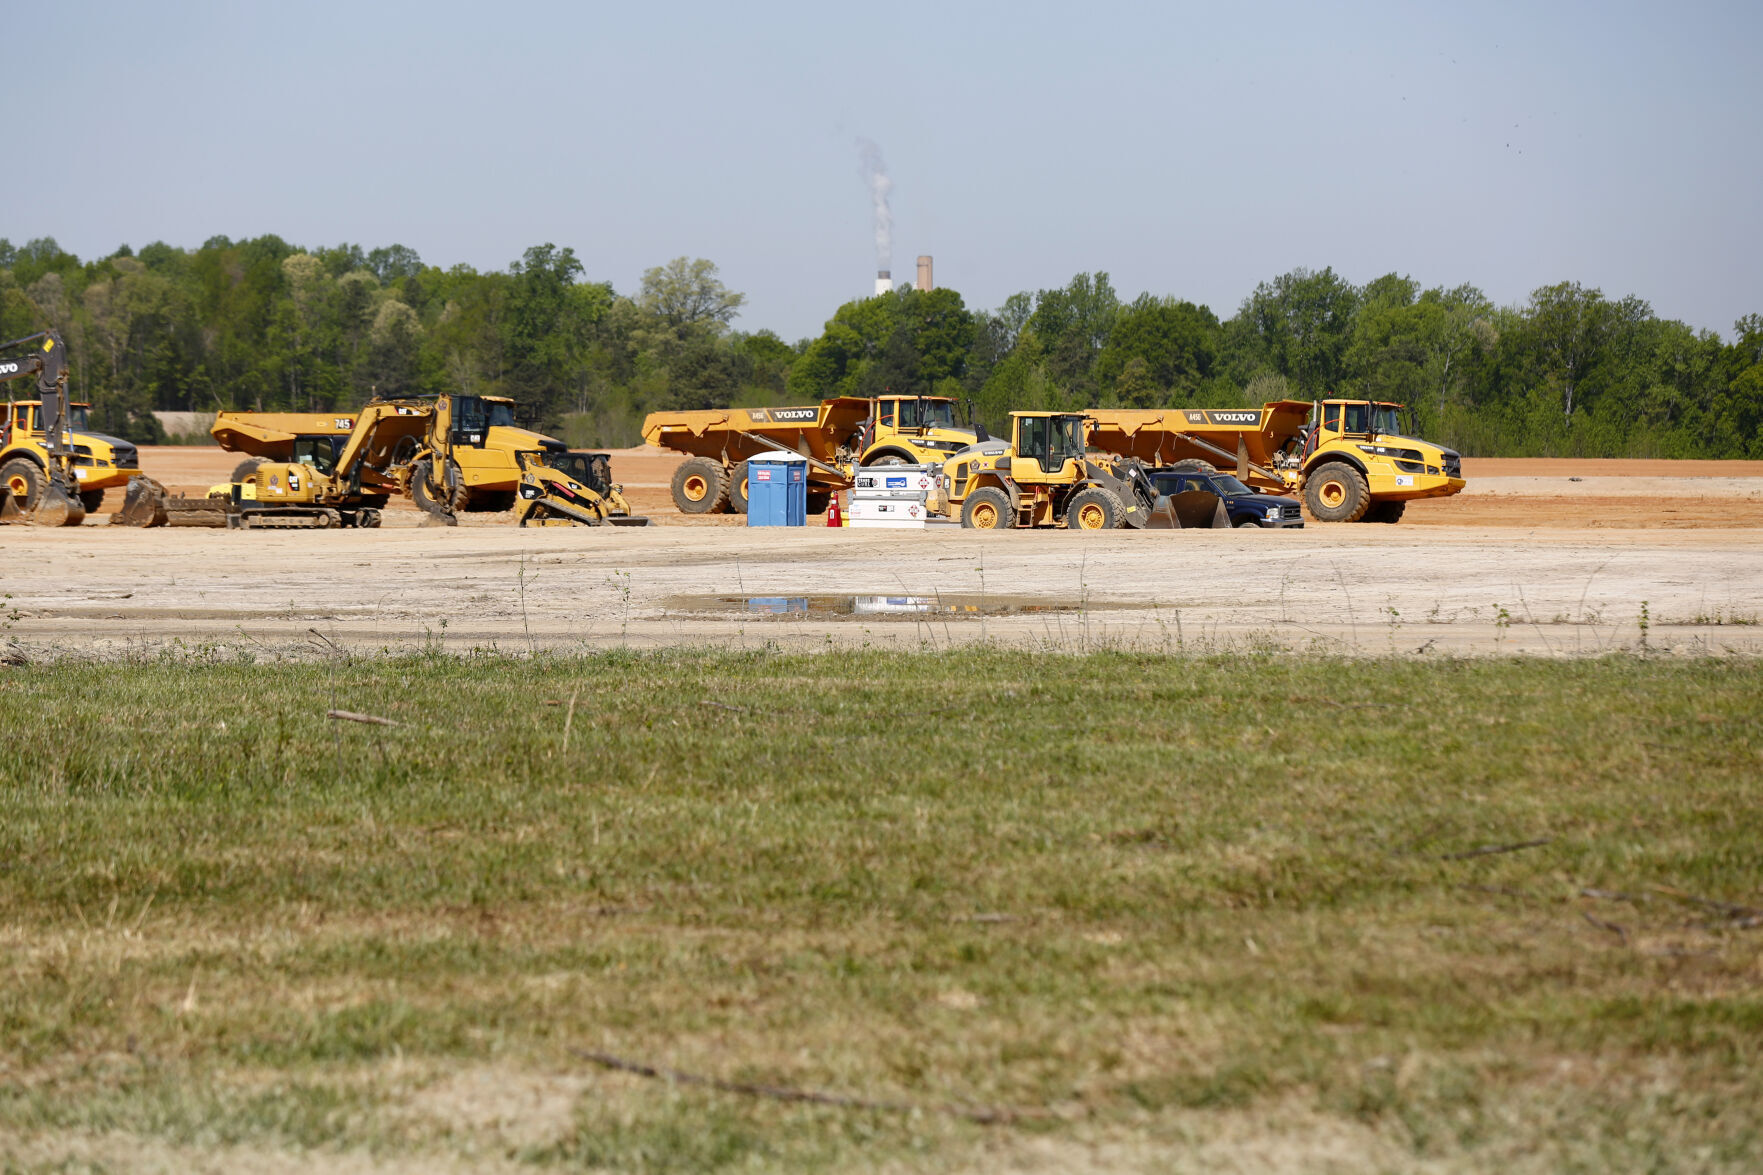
[9,449,1763,658]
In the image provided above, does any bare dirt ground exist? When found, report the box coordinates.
[9,448,1759,659]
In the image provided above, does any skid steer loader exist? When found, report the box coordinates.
[513,451,650,527]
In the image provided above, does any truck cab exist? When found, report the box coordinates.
[1300,399,1464,522]
[2,399,141,511]
[861,395,979,466]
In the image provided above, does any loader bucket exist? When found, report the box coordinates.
[110,476,171,527]
[607,515,651,526]
[29,480,85,527]
[1145,489,1231,529]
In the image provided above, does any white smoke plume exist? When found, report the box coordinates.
[856,138,893,272]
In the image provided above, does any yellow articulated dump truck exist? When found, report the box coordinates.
[642,394,984,516]
[213,410,366,481]
[1085,398,1464,523]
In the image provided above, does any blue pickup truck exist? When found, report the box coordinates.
[1149,467,1304,528]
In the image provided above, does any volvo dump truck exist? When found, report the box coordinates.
[641,394,980,516]
[0,333,87,525]
[1085,399,1463,523]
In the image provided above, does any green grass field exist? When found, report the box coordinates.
[2,650,1760,1172]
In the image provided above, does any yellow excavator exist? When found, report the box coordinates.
[0,331,85,526]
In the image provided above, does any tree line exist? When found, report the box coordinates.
[2,234,1758,458]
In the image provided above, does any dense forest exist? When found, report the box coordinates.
[2,234,1758,457]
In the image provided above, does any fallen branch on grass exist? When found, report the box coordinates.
[570,1048,1035,1125]
[1648,884,1763,928]
[1582,911,1629,944]
[1440,838,1552,860]
[326,709,400,727]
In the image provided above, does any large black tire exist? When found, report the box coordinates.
[1168,458,1217,473]
[410,458,453,518]
[1303,462,1371,523]
[727,460,750,514]
[229,456,266,484]
[866,453,910,467]
[670,457,729,514]
[79,488,105,513]
[445,461,473,513]
[1364,500,1407,524]
[961,486,1013,530]
[806,491,831,515]
[1,458,43,511]
[1065,486,1124,530]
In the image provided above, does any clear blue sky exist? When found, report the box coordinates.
[16,0,1761,341]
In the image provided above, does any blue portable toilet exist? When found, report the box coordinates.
[746,452,808,527]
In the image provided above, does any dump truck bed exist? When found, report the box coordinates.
[212,411,378,457]
[641,398,873,483]
[1084,401,1312,491]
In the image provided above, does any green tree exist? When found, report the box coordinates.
[638,257,745,336]
[1230,266,1360,397]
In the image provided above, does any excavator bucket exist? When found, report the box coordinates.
[1145,489,1232,529]
[28,479,85,527]
[110,475,170,527]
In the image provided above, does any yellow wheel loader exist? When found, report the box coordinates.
[0,332,93,526]
[940,410,1230,531]
[513,451,650,527]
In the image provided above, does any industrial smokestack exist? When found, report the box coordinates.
[875,270,892,296]
[916,255,933,291]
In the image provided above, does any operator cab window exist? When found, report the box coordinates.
[454,397,487,440]
[878,401,897,428]
[293,436,337,475]
[1322,403,1342,434]
[1341,402,1370,435]
[1017,416,1050,471]
[1055,417,1084,466]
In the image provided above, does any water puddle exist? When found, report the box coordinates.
[662,594,1134,619]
